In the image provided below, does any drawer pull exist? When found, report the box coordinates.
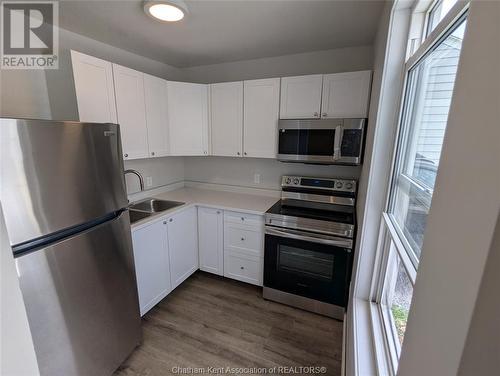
[240,266,244,270]
[241,237,245,241]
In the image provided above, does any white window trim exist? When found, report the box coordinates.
[365,1,470,375]
[347,1,471,375]
[406,1,469,69]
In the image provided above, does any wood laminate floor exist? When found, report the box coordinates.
[115,272,343,376]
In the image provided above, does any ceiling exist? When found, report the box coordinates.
[58,0,385,68]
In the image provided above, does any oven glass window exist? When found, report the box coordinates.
[278,129,334,156]
[277,245,334,281]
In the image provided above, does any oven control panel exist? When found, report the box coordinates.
[281,176,357,193]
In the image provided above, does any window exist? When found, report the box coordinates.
[427,0,459,36]
[389,18,467,262]
[370,4,468,373]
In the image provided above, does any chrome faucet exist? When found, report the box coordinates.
[124,169,144,191]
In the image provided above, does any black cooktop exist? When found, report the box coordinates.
[266,201,355,225]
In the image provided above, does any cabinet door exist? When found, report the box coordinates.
[71,50,117,123]
[167,207,199,289]
[167,81,209,156]
[113,64,149,160]
[132,219,171,316]
[243,78,280,158]
[144,74,169,157]
[321,71,372,118]
[198,207,223,275]
[280,74,323,119]
[210,82,243,157]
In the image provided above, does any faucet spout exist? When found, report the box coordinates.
[124,169,145,191]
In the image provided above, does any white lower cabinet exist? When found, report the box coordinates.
[131,218,171,316]
[132,206,263,312]
[224,251,262,286]
[223,211,264,286]
[198,207,224,275]
[167,207,199,289]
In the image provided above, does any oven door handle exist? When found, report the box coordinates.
[265,226,352,250]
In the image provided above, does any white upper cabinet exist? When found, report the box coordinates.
[167,81,209,156]
[144,74,169,158]
[71,50,117,124]
[243,78,280,158]
[210,82,243,157]
[113,64,149,160]
[198,207,224,276]
[280,74,323,119]
[167,207,199,289]
[321,71,372,118]
[131,219,171,316]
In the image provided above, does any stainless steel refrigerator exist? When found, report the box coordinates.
[0,118,141,376]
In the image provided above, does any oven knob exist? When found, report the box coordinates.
[293,178,300,185]
[286,177,291,184]
[336,181,343,189]
[345,182,353,190]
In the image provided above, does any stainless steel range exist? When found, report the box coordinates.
[263,175,357,320]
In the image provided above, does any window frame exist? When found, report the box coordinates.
[369,2,470,374]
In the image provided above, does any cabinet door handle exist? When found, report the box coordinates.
[237,152,240,155]
[216,211,221,214]
[313,112,319,117]
[241,237,245,241]
[169,218,173,222]
[322,113,327,117]
[241,217,245,221]
[151,151,155,156]
[124,153,128,158]
[240,266,244,270]
[244,152,247,156]
[163,221,167,225]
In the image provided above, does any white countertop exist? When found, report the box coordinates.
[129,187,279,230]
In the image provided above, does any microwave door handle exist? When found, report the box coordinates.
[333,125,343,160]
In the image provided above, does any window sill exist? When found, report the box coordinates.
[346,298,393,376]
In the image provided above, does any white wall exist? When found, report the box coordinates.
[0,205,40,376]
[398,1,500,374]
[183,45,373,83]
[184,157,361,192]
[124,157,184,195]
[0,70,52,120]
[458,214,500,375]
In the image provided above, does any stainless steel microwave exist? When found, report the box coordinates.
[277,118,366,165]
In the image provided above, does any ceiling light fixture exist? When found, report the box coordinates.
[144,1,187,22]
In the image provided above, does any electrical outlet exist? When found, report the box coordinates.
[146,176,153,187]
[254,173,261,184]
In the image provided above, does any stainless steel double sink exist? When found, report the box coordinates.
[128,198,185,224]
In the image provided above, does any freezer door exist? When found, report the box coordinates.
[0,118,128,245]
[15,211,141,376]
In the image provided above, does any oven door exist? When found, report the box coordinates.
[264,226,352,307]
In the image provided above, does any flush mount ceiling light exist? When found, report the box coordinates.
[144,0,188,22]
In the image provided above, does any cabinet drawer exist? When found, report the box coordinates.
[224,211,264,228]
[224,253,262,286]
[224,225,263,257]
